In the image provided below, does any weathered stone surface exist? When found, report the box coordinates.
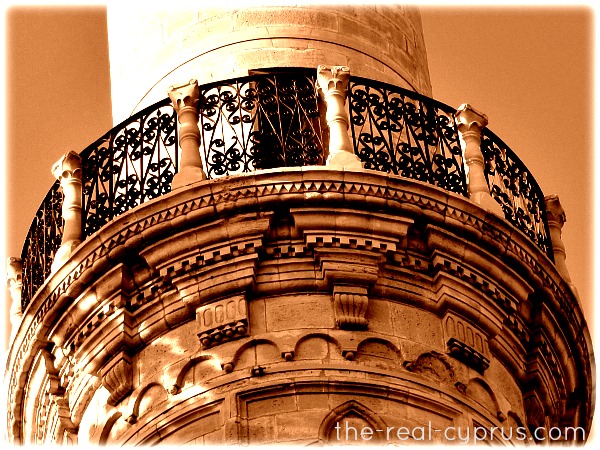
[6,168,592,446]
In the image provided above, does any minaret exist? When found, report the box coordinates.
[106,5,432,121]
[4,5,593,446]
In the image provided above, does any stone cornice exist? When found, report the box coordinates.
[5,167,593,443]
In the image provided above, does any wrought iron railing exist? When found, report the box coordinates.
[348,77,467,197]
[81,98,179,237]
[20,182,63,310]
[198,72,325,178]
[18,70,554,311]
[481,129,553,256]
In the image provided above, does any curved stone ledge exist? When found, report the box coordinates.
[6,168,593,444]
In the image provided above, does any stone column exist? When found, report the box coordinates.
[168,79,206,189]
[316,65,363,170]
[51,152,82,273]
[544,195,579,297]
[454,104,503,216]
[6,257,23,331]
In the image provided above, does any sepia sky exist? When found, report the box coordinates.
[1,1,595,355]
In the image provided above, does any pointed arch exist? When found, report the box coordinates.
[318,400,387,444]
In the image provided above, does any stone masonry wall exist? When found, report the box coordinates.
[107,5,432,122]
[7,169,591,445]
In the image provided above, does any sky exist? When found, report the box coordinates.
[1,3,595,357]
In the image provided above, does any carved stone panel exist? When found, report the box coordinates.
[197,295,249,349]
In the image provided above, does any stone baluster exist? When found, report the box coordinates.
[544,195,579,298]
[51,151,82,273]
[6,257,23,331]
[316,65,363,169]
[168,79,205,189]
[454,104,503,216]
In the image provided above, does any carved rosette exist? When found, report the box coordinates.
[196,295,249,349]
[100,352,133,406]
[333,285,369,330]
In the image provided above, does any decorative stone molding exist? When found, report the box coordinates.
[6,257,23,330]
[454,104,503,216]
[51,151,82,273]
[168,79,205,189]
[100,352,133,406]
[316,65,363,169]
[196,295,249,349]
[444,313,490,373]
[332,285,369,330]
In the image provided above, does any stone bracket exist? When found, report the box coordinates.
[447,338,490,373]
[100,351,133,406]
[196,295,249,349]
[333,285,369,330]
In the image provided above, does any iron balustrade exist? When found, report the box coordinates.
[348,77,467,197]
[17,71,554,311]
[80,98,179,238]
[481,129,553,257]
[20,181,63,310]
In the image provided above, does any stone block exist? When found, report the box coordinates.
[295,336,331,361]
[390,303,443,350]
[265,295,334,332]
[247,415,276,443]
[247,395,297,419]
[275,410,324,441]
[365,298,393,334]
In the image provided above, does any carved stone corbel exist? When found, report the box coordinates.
[51,151,82,273]
[316,65,363,169]
[333,285,369,330]
[196,295,249,349]
[169,79,206,189]
[454,104,503,216]
[100,352,133,406]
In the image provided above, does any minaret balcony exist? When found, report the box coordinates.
[17,69,554,312]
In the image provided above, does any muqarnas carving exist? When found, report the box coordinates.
[197,295,249,349]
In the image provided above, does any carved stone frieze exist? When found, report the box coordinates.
[197,295,249,349]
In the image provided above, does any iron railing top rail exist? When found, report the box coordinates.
[17,70,554,312]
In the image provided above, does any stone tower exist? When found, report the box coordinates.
[5,5,594,446]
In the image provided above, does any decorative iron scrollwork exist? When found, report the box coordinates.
[348,78,467,196]
[480,130,553,260]
[198,73,325,178]
[80,99,178,237]
[20,181,63,310]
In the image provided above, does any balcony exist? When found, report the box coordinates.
[17,69,554,311]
